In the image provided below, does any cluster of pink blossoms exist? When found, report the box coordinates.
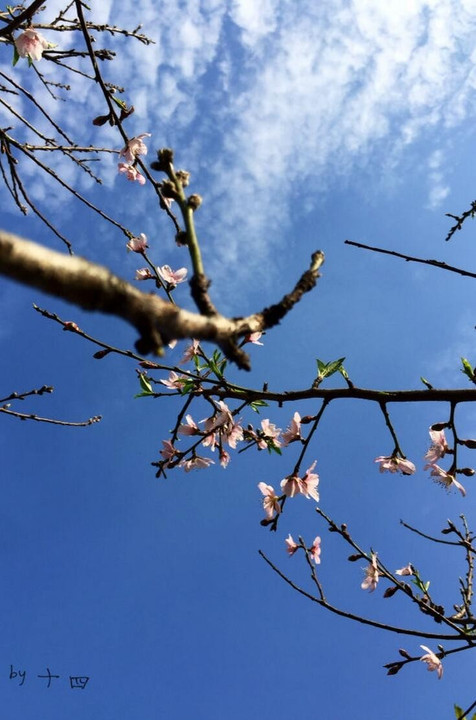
[158,397,244,471]
[285,534,321,565]
[118,133,150,185]
[375,425,470,496]
[423,426,466,496]
[257,461,320,523]
[247,418,282,451]
[14,28,52,62]
[177,400,243,468]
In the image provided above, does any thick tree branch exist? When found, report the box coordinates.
[0,230,324,369]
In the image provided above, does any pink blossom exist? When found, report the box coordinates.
[309,536,321,564]
[245,332,264,345]
[424,427,449,465]
[118,162,146,185]
[375,455,416,475]
[226,421,244,449]
[15,28,51,61]
[202,401,243,450]
[180,339,201,364]
[202,431,218,451]
[178,414,200,436]
[258,482,281,519]
[119,133,151,165]
[135,268,153,280]
[427,464,466,496]
[282,411,302,446]
[157,265,188,288]
[420,645,443,679]
[127,233,148,253]
[160,440,178,467]
[159,371,187,390]
[361,553,379,592]
[280,462,319,502]
[161,195,175,211]
[395,564,413,576]
[179,455,214,472]
[299,461,320,502]
[285,534,300,556]
[259,418,281,449]
[219,449,231,468]
[280,474,302,498]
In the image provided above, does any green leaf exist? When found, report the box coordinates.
[461,357,475,384]
[180,380,196,395]
[420,376,433,390]
[250,399,269,413]
[112,95,127,110]
[138,374,153,394]
[316,358,326,374]
[339,366,350,381]
[12,46,19,66]
[315,357,346,380]
[325,357,346,377]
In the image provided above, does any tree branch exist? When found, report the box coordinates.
[0,230,324,370]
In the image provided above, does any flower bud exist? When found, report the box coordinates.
[63,321,80,332]
[459,467,475,476]
[92,113,112,126]
[150,148,174,172]
[175,231,188,246]
[187,194,202,210]
[93,349,111,359]
[175,170,190,186]
[138,360,161,369]
[460,439,476,449]
[383,585,399,598]
[119,105,135,121]
[160,180,177,198]
[430,422,449,431]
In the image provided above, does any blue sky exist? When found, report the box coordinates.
[1,1,476,718]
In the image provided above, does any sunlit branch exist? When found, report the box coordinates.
[0,405,101,426]
[0,385,53,403]
[0,231,324,369]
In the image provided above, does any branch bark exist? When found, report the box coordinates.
[0,230,324,369]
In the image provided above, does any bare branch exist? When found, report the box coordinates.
[345,239,476,279]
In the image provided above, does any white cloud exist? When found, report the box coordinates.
[3,0,476,294]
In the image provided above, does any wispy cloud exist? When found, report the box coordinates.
[3,1,476,292]
[106,0,476,287]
